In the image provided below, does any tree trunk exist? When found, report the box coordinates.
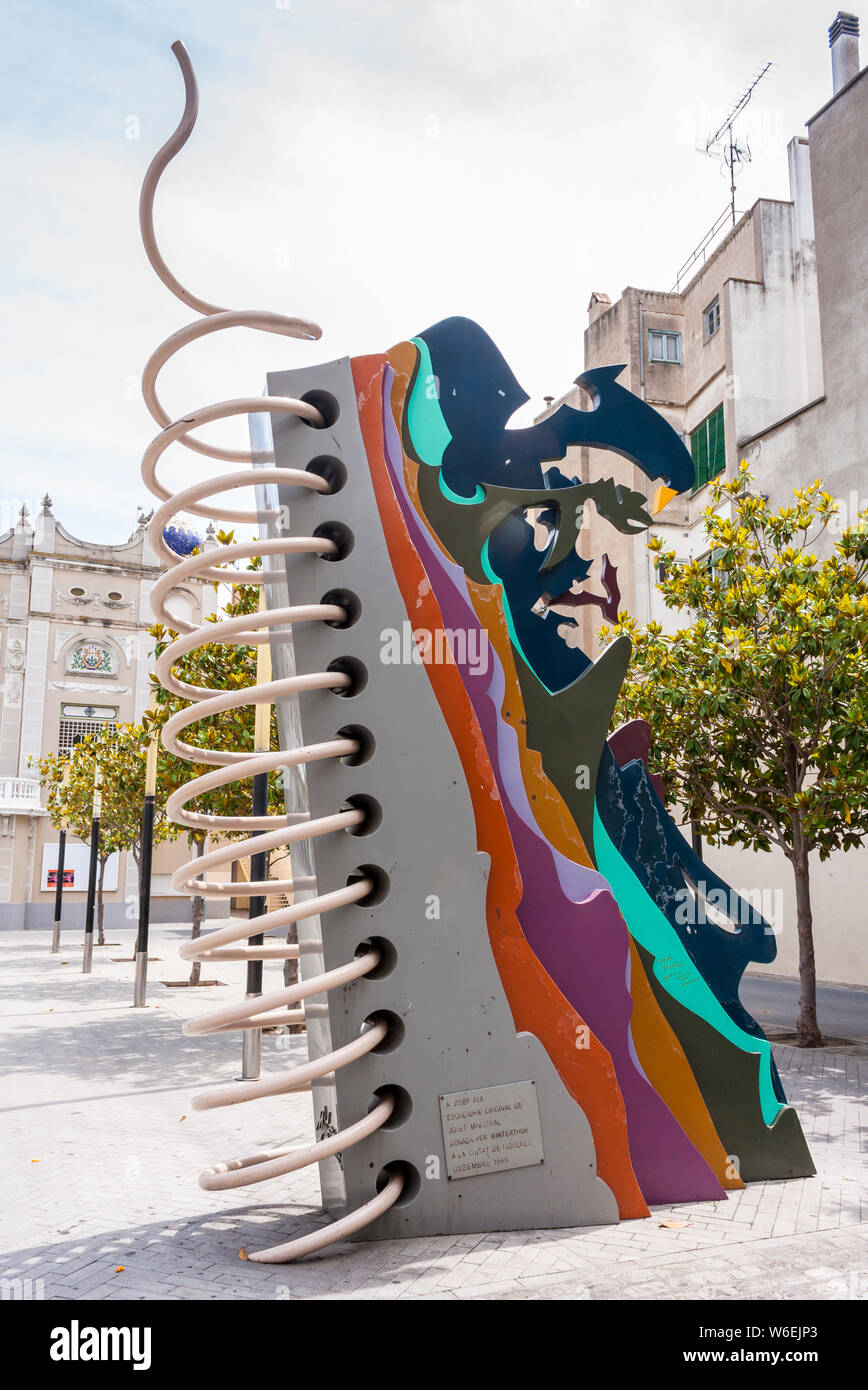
[792,824,822,1047]
[283,919,307,1033]
[97,854,108,946]
[188,835,205,987]
[283,921,299,990]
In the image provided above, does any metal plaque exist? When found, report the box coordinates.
[439,1081,544,1180]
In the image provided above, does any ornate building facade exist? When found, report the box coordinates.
[0,497,218,927]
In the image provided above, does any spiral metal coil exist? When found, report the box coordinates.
[138,40,403,1261]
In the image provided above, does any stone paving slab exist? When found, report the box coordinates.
[0,928,865,1301]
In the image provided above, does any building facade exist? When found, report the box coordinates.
[0,497,219,928]
[535,13,867,986]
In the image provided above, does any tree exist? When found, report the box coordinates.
[146,544,290,985]
[603,464,868,1046]
[38,724,176,945]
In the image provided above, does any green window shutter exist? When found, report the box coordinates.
[707,404,725,478]
[691,421,708,491]
[690,405,724,491]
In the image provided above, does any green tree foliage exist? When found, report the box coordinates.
[37,724,176,945]
[603,465,868,1046]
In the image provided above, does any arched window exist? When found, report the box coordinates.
[66,639,116,677]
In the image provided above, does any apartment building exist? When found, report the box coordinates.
[536,13,867,986]
[546,11,865,655]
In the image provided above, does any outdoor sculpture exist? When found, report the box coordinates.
[140,43,813,1263]
[366,318,814,1190]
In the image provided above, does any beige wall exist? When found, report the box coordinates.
[739,68,868,525]
[706,838,868,988]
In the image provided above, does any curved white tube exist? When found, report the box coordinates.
[182,950,380,1036]
[192,1019,389,1111]
[198,1094,395,1192]
[248,1171,404,1264]
[138,39,403,1261]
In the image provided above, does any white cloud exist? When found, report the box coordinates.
[0,0,839,541]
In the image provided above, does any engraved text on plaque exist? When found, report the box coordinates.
[439,1080,544,1180]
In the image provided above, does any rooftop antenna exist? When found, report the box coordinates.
[699,62,773,227]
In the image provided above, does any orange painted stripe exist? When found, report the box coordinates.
[465,576,594,868]
[352,351,648,1219]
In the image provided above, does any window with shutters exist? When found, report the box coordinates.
[690,405,725,492]
[648,330,682,364]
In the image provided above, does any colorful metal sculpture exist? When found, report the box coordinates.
[141,44,813,1263]
[357,319,815,1192]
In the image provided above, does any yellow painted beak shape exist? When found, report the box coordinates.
[653,484,679,514]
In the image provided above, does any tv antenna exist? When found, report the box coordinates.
[700,62,773,227]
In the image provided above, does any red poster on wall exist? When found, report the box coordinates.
[47,869,75,888]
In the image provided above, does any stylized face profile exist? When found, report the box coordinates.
[405,316,693,693]
[528,473,653,633]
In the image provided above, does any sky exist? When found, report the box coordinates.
[0,0,848,542]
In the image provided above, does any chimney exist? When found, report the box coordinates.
[829,11,860,94]
[588,290,612,326]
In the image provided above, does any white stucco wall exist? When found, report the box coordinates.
[705,837,868,988]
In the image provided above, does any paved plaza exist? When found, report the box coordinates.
[1,927,866,1301]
